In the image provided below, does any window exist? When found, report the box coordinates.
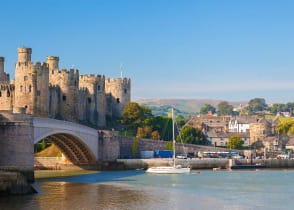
[124,88,127,94]
[88,97,92,103]
[97,85,101,91]
[29,85,32,92]
[62,95,66,101]
[116,98,120,103]
[52,70,54,74]
[7,91,10,97]
[24,76,28,81]
[0,91,2,97]
[37,90,41,96]
[20,85,23,92]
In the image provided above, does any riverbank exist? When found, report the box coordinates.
[35,169,97,179]
[117,158,294,169]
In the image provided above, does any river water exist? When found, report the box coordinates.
[1,169,293,210]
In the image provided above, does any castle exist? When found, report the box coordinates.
[0,47,131,127]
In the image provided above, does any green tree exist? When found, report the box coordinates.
[200,104,216,115]
[247,98,267,115]
[177,125,207,145]
[227,136,244,149]
[148,116,172,141]
[175,115,187,127]
[286,102,294,116]
[217,101,233,116]
[270,103,286,115]
[121,102,153,131]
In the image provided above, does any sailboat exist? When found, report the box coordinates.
[146,108,191,174]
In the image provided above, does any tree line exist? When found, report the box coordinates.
[121,102,207,145]
[200,98,294,116]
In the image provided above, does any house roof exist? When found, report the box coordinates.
[230,116,258,124]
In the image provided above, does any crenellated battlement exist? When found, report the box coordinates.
[34,61,49,69]
[17,47,32,63]
[79,74,105,83]
[106,77,131,85]
[0,47,131,127]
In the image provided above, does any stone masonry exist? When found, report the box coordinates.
[0,47,131,127]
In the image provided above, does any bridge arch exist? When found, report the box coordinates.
[33,117,99,164]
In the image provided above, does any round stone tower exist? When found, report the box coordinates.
[17,48,32,63]
[46,56,59,85]
[46,56,59,71]
[0,57,5,81]
[13,47,35,114]
[105,78,131,117]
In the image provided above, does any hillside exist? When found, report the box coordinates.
[136,98,248,116]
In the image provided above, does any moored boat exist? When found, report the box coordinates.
[146,108,191,174]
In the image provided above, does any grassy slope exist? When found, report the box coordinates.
[35,144,62,157]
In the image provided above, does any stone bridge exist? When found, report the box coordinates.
[0,113,104,184]
[33,117,99,164]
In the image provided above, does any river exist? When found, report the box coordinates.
[0,169,293,210]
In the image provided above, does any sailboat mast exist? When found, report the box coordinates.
[172,108,176,167]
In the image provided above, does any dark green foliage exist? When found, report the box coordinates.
[122,102,153,132]
[200,103,216,115]
[217,101,234,116]
[246,98,267,115]
[34,139,50,153]
[177,125,207,145]
[269,102,294,115]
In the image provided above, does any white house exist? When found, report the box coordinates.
[228,116,257,133]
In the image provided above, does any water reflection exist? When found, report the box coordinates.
[0,181,155,210]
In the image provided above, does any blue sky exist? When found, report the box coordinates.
[1,0,294,103]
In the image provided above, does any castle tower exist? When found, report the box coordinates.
[0,57,5,81]
[0,57,10,82]
[17,47,32,63]
[34,62,49,117]
[58,69,79,121]
[79,74,106,127]
[46,56,59,70]
[105,78,131,117]
[13,47,49,116]
[46,56,59,85]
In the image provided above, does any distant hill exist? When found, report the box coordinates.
[136,98,248,117]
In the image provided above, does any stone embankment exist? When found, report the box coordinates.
[0,171,36,195]
[117,158,294,170]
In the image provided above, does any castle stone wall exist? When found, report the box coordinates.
[0,84,14,111]
[0,47,131,128]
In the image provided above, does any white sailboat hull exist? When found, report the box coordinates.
[146,166,191,174]
[145,108,191,174]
